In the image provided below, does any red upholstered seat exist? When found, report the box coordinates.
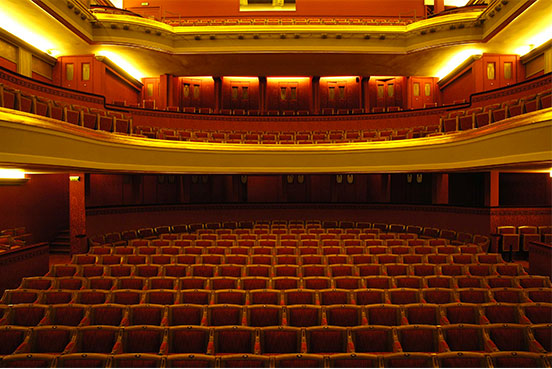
[286,305,322,327]
[259,326,302,354]
[0,326,29,355]
[213,326,256,355]
[88,304,128,326]
[44,303,87,326]
[246,304,284,327]
[442,324,496,352]
[273,353,325,368]
[325,304,364,326]
[111,353,163,367]
[68,326,120,353]
[486,324,546,352]
[396,325,449,353]
[128,304,166,326]
[351,326,398,354]
[18,325,73,354]
[306,326,348,354]
[207,304,243,326]
[119,326,165,354]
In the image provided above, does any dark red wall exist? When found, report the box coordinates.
[319,77,361,111]
[0,57,17,73]
[57,55,140,105]
[105,69,140,105]
[31,72,52,84]
[0,174,69,243]
[441,68,475,105]
[368,77,406,110]
[178,77,216,111]
[221,77,260,111]
[499,173,552,207]
[266,77,311,112]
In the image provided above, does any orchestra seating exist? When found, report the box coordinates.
[1,220,550,367]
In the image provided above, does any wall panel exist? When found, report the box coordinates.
[0,174,69,243]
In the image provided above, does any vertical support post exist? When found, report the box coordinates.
[69,173,86,255]
[312,76,320,115]
[485,171,500,207]
[432,173,449,204]
[259,77,267,114]
[214,77,222,114]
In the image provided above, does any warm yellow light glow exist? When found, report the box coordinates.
[0,6,61,56]
[96,50,146,80]
[69,175,81,182]
[223,77,259,81]
[0,169,26,179]
[424,0,470,6]
[180,76,214,80]
[320,76,358,81]
[514,28,552,56]
[110,0,124,8]
[436,48,483,80]
[267,77,311,81]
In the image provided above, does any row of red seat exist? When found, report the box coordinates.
[0,351,549,368]
[2,300,552,326]
[0,323,549,360]
[88,222,492,251]
[87,240,484,256]
[40,260,527,278]
[74,252,502,266]
[134,125,439,143]
[0,84,132,134]
[19,273,552,291]
[3,285,550,306]
[440,89,551,132]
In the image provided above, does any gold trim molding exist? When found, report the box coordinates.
[0,107,550,174]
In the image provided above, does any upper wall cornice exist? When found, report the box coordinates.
[30,0,535,55]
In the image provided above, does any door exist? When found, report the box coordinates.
[278,82,298,112]
[375,79,397,110]
[410,77,435,109]
[143,78,160,106]
[61,57,93,93]
[181,79,201,109]
[230,82,250,110]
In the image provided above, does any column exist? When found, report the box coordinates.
[361,77,370,113]
[432,173,449,204]
[311,76,320,115]
[69,173,86,255]
[485,171,500,207]
[434,0,445,14]
[17,49,33,78]
[259,77,267,114]
[214,77,222,114]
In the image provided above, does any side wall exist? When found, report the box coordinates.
[0,174,69,243]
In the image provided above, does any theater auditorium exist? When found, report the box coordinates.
[0,0,551,367]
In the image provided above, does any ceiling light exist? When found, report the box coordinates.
[0,168,28,185]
